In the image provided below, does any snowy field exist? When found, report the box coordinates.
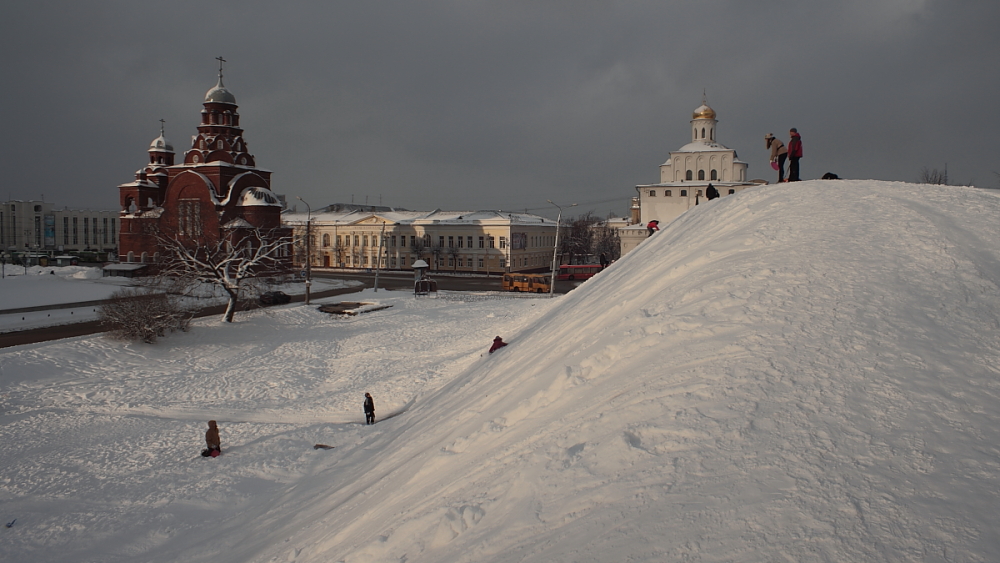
[0,267,357,333]
[2,180,1000,562]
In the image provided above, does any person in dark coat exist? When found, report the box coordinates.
[765,133,788,183]
[706,183,719,200]
[364,393,375,425]
[646,220,660,236]
[599,253,608,269]
[203,420,221,457]
[489,336,508,354]
[787,128,803,182]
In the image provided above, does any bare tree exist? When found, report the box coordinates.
[98,287,191,343]
[920,167,948,185]
[152,228,292,323]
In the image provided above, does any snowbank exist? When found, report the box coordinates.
[2,180,999,562]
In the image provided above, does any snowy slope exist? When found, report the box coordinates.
[3,180,1000,562]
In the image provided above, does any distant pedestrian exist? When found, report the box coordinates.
[706,183,719,200]
[202,420,221,457]
[489,336,508,354]
[600,253,608,269]
[765,133,788,183]
[364,393,375,425]
[787,128,803,182]
[646,220,660,236]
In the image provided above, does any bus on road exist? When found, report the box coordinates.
[556,264,602,281]
[502,273,551,293]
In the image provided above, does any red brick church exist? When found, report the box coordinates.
[117,61,289,266]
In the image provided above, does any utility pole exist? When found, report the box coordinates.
[547,200,576,297]
[296,197,312,305]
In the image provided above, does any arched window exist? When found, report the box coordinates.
[140,252,148,263]
[698,170,705,180]
[711,169,718,180]
[710,128,714,141]
[686,170,693,181]
[218,140,224,150]
[680,190,688,197]
[322,234,331,247]
[665,190,672,197]
[701,127,706,138]
[127,251,134,262]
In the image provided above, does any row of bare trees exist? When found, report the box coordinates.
[556,212,621,265]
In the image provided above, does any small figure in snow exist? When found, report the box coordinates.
[600,253,609,270]
[765,133,788,183]
[364,392,376,425]
[489,336,508,354]
[706,183,719,200]
[202,420,221,457]
[787,128,803,182]
[646,220,660,236]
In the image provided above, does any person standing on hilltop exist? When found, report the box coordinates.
[787,128,803,182]
[765,133,788,183]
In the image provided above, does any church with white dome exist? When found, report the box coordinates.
[620,100,757,256]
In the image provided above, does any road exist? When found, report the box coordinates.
[0,272,575,349]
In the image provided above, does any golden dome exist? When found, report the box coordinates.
[692,103,716,119]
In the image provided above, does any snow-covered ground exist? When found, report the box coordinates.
[2,180,1000,562]
[0,268,359,333]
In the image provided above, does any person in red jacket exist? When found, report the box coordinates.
[489,336,508,354]
[646,220,660,236]
[787,128,803,182]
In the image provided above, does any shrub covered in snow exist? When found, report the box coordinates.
[97,287,192,343]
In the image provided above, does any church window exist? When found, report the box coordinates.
[649,190,656,197]
[218,140,224,150]
[127,251,134,262]
[193,154,200,163]
[322,234,331,247]
[710,128,714,141]
[711,169,717,180]
[685,170,692,181]
[701,127,706,138]
[200,140,206,149]
[178,200,202,237]
[680,190,688,197]
[141,252,148,263]
[665,190,672,197]
[698,170,705,180]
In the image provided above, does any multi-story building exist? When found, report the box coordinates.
[116,62,289,267]
[283,207,557,275]
[1,200,118,255]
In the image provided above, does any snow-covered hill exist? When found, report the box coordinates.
[3,180,999,562]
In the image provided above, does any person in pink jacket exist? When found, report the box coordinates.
[787,128,803,182]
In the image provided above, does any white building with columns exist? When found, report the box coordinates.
[620,101,758,256]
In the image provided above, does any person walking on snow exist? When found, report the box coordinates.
[765,133,788,183]
[787,128,803,182]
[203,420,221,457]
[489,336,508,354]
[364,393,375,425]
[646,220,660,236]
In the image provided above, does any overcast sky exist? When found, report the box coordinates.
[2,1,998,219]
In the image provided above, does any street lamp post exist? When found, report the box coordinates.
[547,200,577,297]
[296,197,313,305]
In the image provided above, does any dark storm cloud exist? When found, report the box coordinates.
[2,1,998,218]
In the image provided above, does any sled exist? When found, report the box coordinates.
[314,444,335,450]
[770,161,779,170]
